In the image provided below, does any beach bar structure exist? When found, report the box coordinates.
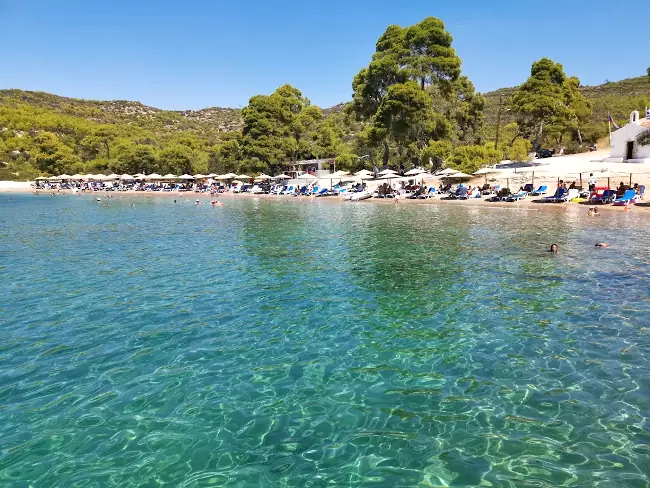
[282,158,335,179]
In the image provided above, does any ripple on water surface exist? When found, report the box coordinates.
[2,194,650,487]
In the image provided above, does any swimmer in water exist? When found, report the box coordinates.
[211,201,224,206]
[549,244,558,254]
[595,243,610,248]
[195,199,203,205]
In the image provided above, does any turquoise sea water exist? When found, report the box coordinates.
[2,194,650,487]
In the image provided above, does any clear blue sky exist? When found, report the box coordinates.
[1,0,647,110]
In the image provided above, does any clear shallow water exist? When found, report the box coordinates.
[2,195,650,487]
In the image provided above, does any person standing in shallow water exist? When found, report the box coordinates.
[549,244,558,254]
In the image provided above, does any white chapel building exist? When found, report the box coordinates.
[606,110,650,163]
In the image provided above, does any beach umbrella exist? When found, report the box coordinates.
[473,167,500,185]
[120,174,134,180]
[161,173,177,180]
[215,174,234,180]
[378,168,397,176]
[178,174,195,180]
[47,176,60,180]
[254,173,272,181]
[58,174,72,180]
[404,168,424,176]
[70,174,84,180]
[437,168,459,176]
[105,173,120,180]
[146,173,163,180]
[206,173,218,178]
[329,170,350,178]
[133,173,146,179]
[272,173,291,179]
[297,173,317,180]
[445,171,472,179]
[237,174,252,180]
[35,176,48,180]
[193,174,206,179]
[355,169,374,177]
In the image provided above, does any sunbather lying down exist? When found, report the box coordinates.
[595,243,610,248]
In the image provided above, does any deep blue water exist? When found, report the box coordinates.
[2,194,650,487]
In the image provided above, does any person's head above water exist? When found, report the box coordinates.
[550,244,558,253]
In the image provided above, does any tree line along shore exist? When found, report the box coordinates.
[1,17,649,183]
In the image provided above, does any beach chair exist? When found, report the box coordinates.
[450,187,468,199]
[482,185,500,198]
[543,188,566,202]
[557,188,580,202]
[417,187,436,199]
[591,189,616,204]
[612,189,637,206]
[530,185,547,196]
[281,185,294,195]
[506,190,528,202]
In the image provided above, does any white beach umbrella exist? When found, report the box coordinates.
[162,173,177,179]
[178,174,195,180]
[237,174,252,180]
[329,170,350,178]
[58,174,72,179]
[120,174,134,180]
[35,176,48,180]
[206,173,218,178]
[437,168,460,176]
[48,175,61,180]
[355,169,374,176]
[254,173,272,181]
[70,173,84,180]
[404,168,424,176]
[106,173,120,179]
[473,167,498,175]
[133,173,146,179]
[272,173,291,179]
[146,173,163,180]
[297,173,317,180]
[378,168,397,176]
[444,171,472,179]
[193,174,207,179]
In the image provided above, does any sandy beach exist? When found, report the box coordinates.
[5,183,650,217]
[5,150,650,215]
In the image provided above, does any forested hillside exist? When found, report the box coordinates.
[482,76,650,147]
[1,18,649,181]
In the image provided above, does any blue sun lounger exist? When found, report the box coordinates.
[506,190,528,201]
[542,188,566,202]
[612,189,637,206]
[591,189,616,204]
[530,185,547,196]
